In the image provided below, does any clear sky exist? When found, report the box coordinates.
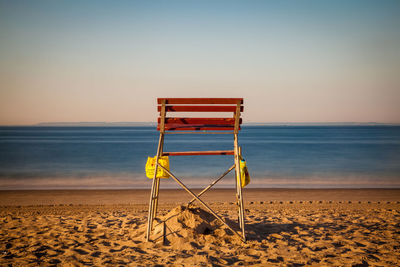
[0,0,399,125]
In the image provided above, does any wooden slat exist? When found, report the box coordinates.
[162,124,235,129]
[164,131,234,135]
[157,105,243,112]
[157,98,243,104]
[234,102,241,134]
[158,118,242,125]
[162,150,234,156]
[159,99,166,133]
[157,126,239,131]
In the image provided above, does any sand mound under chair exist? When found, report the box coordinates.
[146,205,242,248]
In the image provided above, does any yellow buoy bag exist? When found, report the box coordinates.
[145,156,170,179]
[240,159,250,187]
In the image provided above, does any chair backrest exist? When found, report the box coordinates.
[157,98,243,133]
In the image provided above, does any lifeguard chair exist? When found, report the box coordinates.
[146,98,246,242]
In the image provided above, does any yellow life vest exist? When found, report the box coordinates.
[145,156,170,179]
[240,158,250,187]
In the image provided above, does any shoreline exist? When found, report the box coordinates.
[1,188,400,206]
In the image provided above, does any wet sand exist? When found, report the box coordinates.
[1,188,400,206]
[1,189,400,265]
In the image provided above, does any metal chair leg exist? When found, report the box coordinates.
[146,133,164,241]
[153,177,160,219]
[234,134,246,241]
[146,175,157,241]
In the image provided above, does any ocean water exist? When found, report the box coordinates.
[0,126,399,189]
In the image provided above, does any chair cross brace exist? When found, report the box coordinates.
[158,164,243,240]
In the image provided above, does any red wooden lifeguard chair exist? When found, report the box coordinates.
[146,98,246,242]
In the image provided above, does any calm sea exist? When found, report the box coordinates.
[0,126,399,189]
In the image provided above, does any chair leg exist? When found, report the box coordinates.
[146,133,164,242]
[153,133,165,221]
[237,176,246,241]
[146,175,157,241]
[153,177,160,219]
[234,170,241,227]
[234,134,246,242]
[234,159,244,234]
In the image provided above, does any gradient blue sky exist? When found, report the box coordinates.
[1,0,399,124]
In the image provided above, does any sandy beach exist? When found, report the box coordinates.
[1,189,400,266]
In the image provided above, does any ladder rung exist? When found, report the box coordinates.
[162,150,234,156]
